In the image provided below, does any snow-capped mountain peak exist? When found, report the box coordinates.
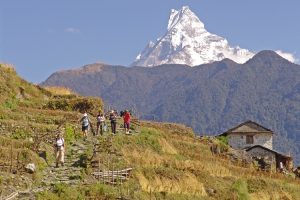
[167,6,205,31]
[131,6,296,67]
[131,6,255,67]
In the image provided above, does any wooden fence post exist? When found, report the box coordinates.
[98,158,100,183]
[112,163,114,184]
[10,140,13,173]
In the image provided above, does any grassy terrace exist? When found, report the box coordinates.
[36,122,300,199]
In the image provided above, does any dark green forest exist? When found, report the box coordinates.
[42,51,300,163]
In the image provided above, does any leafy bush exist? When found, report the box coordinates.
[45,95,103,114]
[217,136,228,145]
[11,129,32,140]
[64,123,79,144]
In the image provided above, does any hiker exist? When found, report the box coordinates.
[279,162,284,172]
[54,133,65,168]
[109,110,117,135]
[80,112,91,137]
[120,110,125,117]
[96,112,106,135]
[123,110,131,134]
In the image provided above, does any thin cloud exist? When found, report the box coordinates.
[64,27,80,34]
[275,50,298,63]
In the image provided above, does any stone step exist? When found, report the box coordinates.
[42,179,80,186]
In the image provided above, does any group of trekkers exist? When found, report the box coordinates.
[80,109,131,136]
[54,109,131,168]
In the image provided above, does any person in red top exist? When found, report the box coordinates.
[123,110,131,134]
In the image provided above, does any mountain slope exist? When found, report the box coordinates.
[32,122,300,199]
[42,51,300,163]
[2,63,300,199]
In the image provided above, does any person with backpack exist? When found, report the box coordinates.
[54,133,65,168]
[109,110,117,135]
[96,112,106,135]
[123,110,131,134]
[80,112,91,138]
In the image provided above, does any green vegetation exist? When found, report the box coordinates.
[0,63,300,199]
[45,95,103,114]
[36,183,121,200]
[64,123,80,145]
[232,179,250,200]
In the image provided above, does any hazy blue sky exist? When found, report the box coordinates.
[1,0,299,83]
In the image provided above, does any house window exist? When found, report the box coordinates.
[246,135,254,144]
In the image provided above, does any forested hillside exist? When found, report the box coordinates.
[42,51,300,163]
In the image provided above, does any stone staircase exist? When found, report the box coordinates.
[39,139,91,187]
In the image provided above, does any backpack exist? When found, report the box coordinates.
[103,124,108,132]
[82,117,89,126]
[56,138,64,150]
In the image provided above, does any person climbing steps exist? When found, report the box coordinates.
[80,112,91,138]
[109,110,117,135]
[54,133,65,168]
[123,110,131,134]
[96,111,106,136]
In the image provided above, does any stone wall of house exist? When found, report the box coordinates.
[247,147,276,160]
[228,133,273,149]
[247,147,276,171]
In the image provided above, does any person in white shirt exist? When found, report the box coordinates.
[96,112,106,135]
[80,113,91,138]
[54,133,65,168]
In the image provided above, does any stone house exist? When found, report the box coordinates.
[219,120,273,150]
[219,120,293,171]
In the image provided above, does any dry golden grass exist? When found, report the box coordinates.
[0,63,15,71]
[136,171,207,196]
[43,86,76,95]
[0,136,32,149]
[116,121,300,199]
[249,191,293,200]
[122,148,165,167]
[159,138,178,155]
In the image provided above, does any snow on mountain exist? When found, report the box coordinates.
[131,6,295,67]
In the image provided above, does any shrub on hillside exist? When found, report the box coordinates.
[45,95,103,115]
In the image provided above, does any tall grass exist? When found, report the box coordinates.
[44,86,75,95]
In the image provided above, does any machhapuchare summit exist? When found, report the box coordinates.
[131,6,295,67]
